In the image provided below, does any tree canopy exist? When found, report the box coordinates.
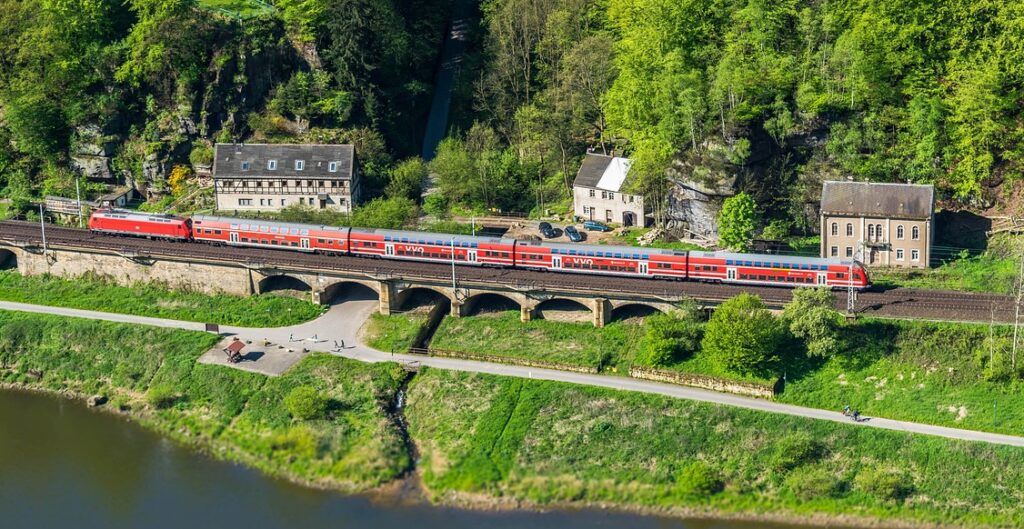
[702,293,784,375]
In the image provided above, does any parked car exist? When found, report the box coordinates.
[564,225,584,242]
[540,224,559,239]
[583,220,612,232]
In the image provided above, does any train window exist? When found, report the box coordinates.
[837,272,845,279]
[753,261,761,267]
[759,275,766,280]
[271,240,278,245]
[291,242,298,247]
[241,238,249,243]
[745,261,753,266]
[214,230,222,235]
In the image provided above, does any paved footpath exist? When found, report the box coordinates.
[3,300,1024,447]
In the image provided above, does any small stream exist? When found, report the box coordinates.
[0,388,841,529]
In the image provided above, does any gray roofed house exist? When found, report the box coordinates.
[572,153,647,227]
[819,181,935,269]
[212,143,361,213]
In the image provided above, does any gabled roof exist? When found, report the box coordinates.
[820,181,934,220]
[573,154,633,192]
[213,143,354,179]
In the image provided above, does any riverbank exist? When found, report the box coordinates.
[3,310,1024,528]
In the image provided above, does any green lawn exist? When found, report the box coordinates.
[777,318,1024,435]
[430,311,644,372]
[870,253,1017,293]
[406,368,1024,528]
[362,312,429,353]
[0,310,408,491]
[0,271,324,326]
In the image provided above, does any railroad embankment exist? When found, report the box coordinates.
[4,310,1024,529]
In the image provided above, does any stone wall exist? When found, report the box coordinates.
[629,366,778,399]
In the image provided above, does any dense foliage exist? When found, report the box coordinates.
[702,293,784,375]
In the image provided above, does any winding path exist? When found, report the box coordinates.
[3,299,1023,447]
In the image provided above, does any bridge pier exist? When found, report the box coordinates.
[591,298,611,328]
[378,280,396,315]
[450,299,464,317]
[520,304,534,322]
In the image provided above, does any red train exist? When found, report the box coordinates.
[89,210,871,290]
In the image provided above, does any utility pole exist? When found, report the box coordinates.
[75,177,83,228]
[38,203,47,254]
[846,240,862,315]
[450,236,457,292]
[1013,252,1024,372]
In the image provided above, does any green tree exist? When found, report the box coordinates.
[385,157,427,201]
[717,192,758,251]
[350,196,418,229]
[702,293,784,375]
[783,287,843,358]
[284,385,328,420]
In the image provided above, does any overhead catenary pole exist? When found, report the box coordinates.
[75,177,83,228]
[450,236,457,292]
[38,203,47,254]
[846,240,862,315]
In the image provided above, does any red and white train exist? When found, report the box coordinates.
[88,210,870,289]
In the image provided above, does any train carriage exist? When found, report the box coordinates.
[691,251,869,289]
[191,215,350,253]
[349,228,516,266]
[88,210,191,240]
[515,240,681,277]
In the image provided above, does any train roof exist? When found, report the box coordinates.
[92,209,187,223]
[351,227,516,246]
[692,251,861,268]
[191,215,349,233]
[518,239,683,257]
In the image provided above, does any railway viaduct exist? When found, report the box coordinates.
[0,242,684,327]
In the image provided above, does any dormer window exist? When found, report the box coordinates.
[268,159,278,170]
[241,161,250,171]
[328,161,338,173]
[295,160,305,171]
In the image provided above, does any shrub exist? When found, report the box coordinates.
[284,385,328,420]
[770,432,824,471]
[854,467,915,501]
[674,461,724,497]
[423,193,449,218]
[635,314,703,367]
[702,293,784,375]
[189,143,214,167]
[786,467,842,500]
[146,383,177,409]
[783,287,843,358]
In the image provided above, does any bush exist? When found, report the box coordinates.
[702,293,784,375]
[189,143,214,167]
[783,287,843,358]
[146,383,177,409]
[855,467,915,501]
[423,193,449,218]
[284,385,328,420]
[786,467,842,500]
[770,432,824,471]
[674,461,724,497]
[635,314,703,367]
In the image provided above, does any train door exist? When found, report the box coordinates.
[468,251,477,263]
[229,232,239,243]
[552,256,562,269]
[727,268,736,280]
[385,244,394,256]
[300,238,310,249]
[816,273,827,285]
[639,262,648,275]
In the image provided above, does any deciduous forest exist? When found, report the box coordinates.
[1,0,1022,224]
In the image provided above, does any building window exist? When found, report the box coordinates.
[328,161,338,172]
[830,246,838,257]
[295,160,305,171]
[299,197,305,205]
[280,199,286,206]
[605,209,612,222]
[629,195,634,203]
[897,225,904,239]
[267,159,277,170]
[318,180,325,187]
[831,223,837,236]
[256,181,262,187]
[846,223,853,237]
[911,249,920,261]
[588,189,595,198]
[896,249,904,261]
[601,191,608,199]
[912,226,920,240]
[608,192,615,200]
[846,246,853,257]
[582,206,589,214]
[876,224,882,240]
[868,224,875,238]
[241,161,250,171]
[238,198,252,206]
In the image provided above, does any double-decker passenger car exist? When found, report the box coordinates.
[88,210,192,240]
[688,251,868,289]
[349,228,517,266]
[191,215,351,253]
[515,240,689,277]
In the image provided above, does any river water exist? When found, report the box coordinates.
[0,389,821,529]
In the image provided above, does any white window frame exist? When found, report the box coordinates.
[896,249,904,261]
[897,225,904,239]
[830,246,838,257]
[911,249,920,262]
[868,224,875,238]
[846,223,853,237]
[295,160,305,171]
[328,161,338,172]
[588,189,595,198]
[846,246,853,257]
[238,198,252,206]
[912,226,920,240]
[831,223,837,236]
[241,161,250,171]
[268,159,278,170]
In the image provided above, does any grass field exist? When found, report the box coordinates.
[0,310,408,490]
[430,311,645,372]
[778,318,1024,435]
[406,368,1024,528]
[871,254,1017,293]
[361,312,429,353]
[0,271,323,326]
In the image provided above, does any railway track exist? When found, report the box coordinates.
[0,220,1016,322]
